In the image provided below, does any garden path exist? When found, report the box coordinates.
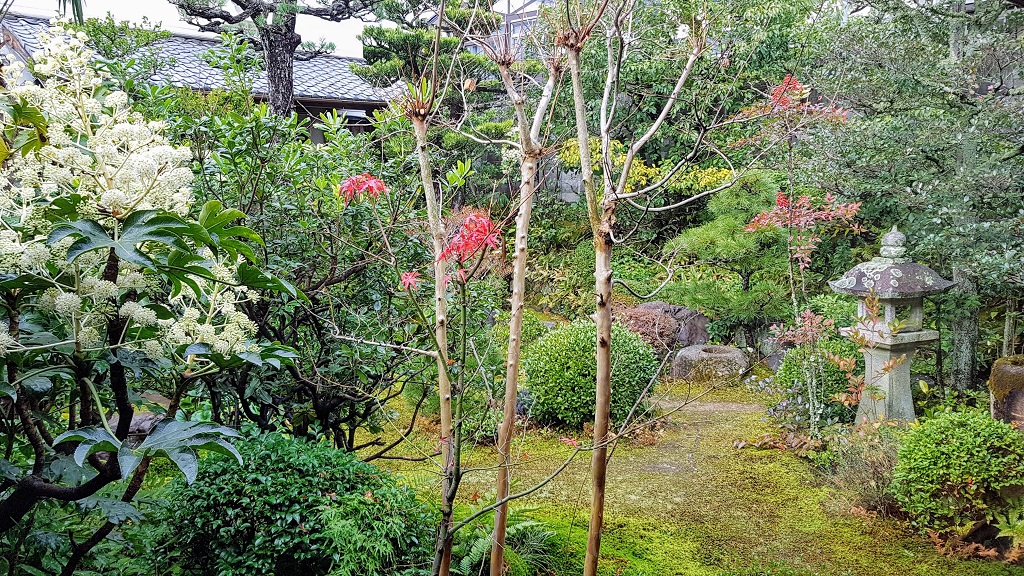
[432,384,1024,576]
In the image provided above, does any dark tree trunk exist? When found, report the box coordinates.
[951,267,979,391]
[260,14,301,117]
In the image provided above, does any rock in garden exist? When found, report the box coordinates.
[107,411,165,448]
[672,344,749,381]
[990,355,1024,430]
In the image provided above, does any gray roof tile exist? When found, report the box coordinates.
[3,12,384,105]
[3,13,49,58]
[150,34,385,104]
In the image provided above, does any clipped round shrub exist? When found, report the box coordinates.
[493,309,551,352]
[890,410,1024,533]
[160,431,434,576]
[773,338,862,426]
[522,320,659,429]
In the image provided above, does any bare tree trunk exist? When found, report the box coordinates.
[951,267,978,391]
[585,222,615,576]
[412,115,455,576]
[259,14,301,117]
[567,45,608,576]
[489,56,558,574]
[1003,297,1018,358]
[490,153,537,576]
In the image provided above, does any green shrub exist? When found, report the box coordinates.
[890,410,1024,533]
[771,338,861,428]
[160,431,434,576]
[522,320,659,429]
[493,309,551,352]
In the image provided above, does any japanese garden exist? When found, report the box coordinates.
[2,0,1024,574]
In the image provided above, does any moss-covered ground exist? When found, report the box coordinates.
[376,382,1024,576]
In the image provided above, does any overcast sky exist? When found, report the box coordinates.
[10,0,368,58]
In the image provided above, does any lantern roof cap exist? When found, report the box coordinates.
[829,226,955,299]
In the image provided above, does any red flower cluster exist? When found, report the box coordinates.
[438,213,501,263]
[770,309,835,346]
[745,192,862,270]
[771,74,806,108]
[400,271,421,291]
[338,173,388,203]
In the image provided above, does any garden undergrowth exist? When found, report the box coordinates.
[377,384,1024,576]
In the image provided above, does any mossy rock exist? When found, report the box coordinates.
[989,355,1024,401]
[990,355,1024,428]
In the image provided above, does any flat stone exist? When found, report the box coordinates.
[672,344,749,381]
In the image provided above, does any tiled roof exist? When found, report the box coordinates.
[2,12,385,105]
[151,34,385,104]
[2,12,48,58]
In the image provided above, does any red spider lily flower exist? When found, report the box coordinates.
[400,271,421,291]
[438,213,501,263]
[338,173,388,203]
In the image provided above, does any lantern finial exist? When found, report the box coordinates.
[880,225,907,260]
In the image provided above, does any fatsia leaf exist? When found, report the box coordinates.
[21,375,51,394]
[79,496,143,525]
[0,456,19,480]
[128,420,242,484]
[0,381,15,402]
[236,262,305,301]
[184,200,263,262]
[0,274,54,293]
[48,210,186,269]
[53,426,121,467]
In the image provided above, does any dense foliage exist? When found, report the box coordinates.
[159,431,435,576]
[771,339,862,428]
[890,411,1024,534]
[522,321,658,429]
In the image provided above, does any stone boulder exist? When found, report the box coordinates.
[990,355,1024,430]
[636,301,710,348]
[107,411,165,448]
[672,344,749,381]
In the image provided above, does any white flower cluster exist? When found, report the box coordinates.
[158,268,261,358]
[0,27,264,368]
[1,21,194,253]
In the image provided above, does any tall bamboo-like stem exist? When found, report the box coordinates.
[489,59,559,575]
[411,114,455,576]
[570,10,705,575]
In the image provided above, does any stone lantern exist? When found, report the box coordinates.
[828,226,954,422]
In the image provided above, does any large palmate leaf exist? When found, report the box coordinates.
[236,261,304,301]
[52,426,121,467]
[0,274,55,294]
[183,200,263,262]
[78,495,143,525]
[48,209,186,269]
[0,96,48,164]
[118,420,242,483]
